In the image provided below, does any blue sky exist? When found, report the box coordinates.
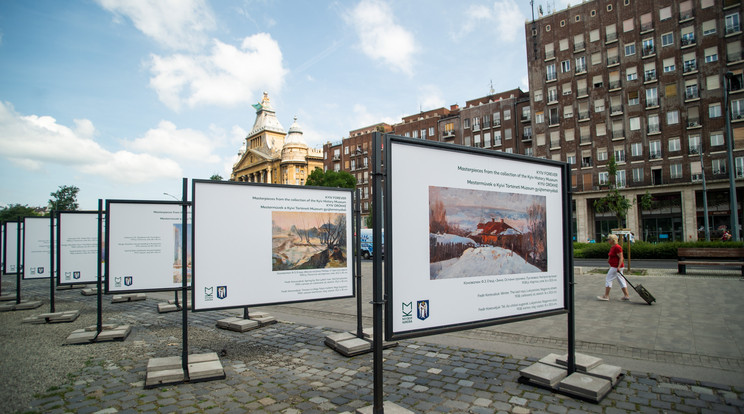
[0,0,569,210]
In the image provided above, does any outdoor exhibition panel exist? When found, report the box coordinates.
[23,217,52,280]
[106,201,191,293]
[57,211,100,285]
[384,135,570,340]
[2,222,20,275]
[192,180,354,311]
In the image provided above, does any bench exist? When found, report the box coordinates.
[677,248,744,276]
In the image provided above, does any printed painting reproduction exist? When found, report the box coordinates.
[272,211,348,271]
[429,186,548,279]
[172,223,192,284]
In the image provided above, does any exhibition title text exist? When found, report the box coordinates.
[457,165,559,194]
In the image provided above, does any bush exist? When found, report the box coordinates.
[572,240,744,259]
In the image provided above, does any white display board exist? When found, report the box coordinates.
[386,137,568,340]
[106,202,191,293]
[58,212,100,285]
[192,181,354,311]
[23,217,52,280]
[3,222,19,275]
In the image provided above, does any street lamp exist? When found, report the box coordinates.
[163,192,179,201]
[724,72,740,241]
[700,151,710,241]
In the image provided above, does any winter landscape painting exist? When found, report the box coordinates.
[429,186,547,280]
[272,211,347,271]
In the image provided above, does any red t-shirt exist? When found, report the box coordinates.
[608,244,623,268]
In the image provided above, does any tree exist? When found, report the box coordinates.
[593,155,632,227]
[49,185,79,211]
[305,168,356,189]
[365,205,373,229]
[210,174,223,181]
[0,204,39,222]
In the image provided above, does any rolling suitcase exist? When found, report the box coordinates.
[619,271,656,305]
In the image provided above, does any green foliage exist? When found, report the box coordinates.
[305,168,356,189]
[209,174,223,181]
[573,240,744,259]
[49,185,79,211]
[0,204,39,222]
[364,205,373,229]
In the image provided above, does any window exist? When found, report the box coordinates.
[642,38,655,56]
[504,109,511,120]
[726,13,741,35]
[665,83,677,97]
[429,127,435,136]
[549,107,559,125]
[704,47,718,63]
[640,12,652,32]
[472,117,480,131]
[493,112,501,125]
[663,57,675,73]
[590,29,599,42]
[522,106,531,121]
[633,167,644,183]
[646,87,658,107]
[644,63,656,81]
[614,148,626,163]
[594,99,605,113]
[628,91,639,106]
[709,103,722,118]
[561,60,571,73]
[732,98,744,119]
[421,129,427,139]
[712,159,727,175]
[624,43,636,56]
[681,26,695,46]
[670,164,683,179]
[689,135,701,154]
[596,122,606,136]
[736,156,744,178]
[567,155,576,165]
[616,170,626,188]
[597,148,608,162]
[659,6,671,21]
[591,52,602,66]
[575,56,586,72]
[702,20,716,36]
[606,23,617,42]
[504,128,512,140]
[524,147,533,157]
[669,137,681,152]
[711,132,724,146]
[667,110,679,125]
[631,142,643,157]
[626,66,637,81]
[412,129,418,138]
[682,52,697,73]
[648,114,660,133]
[546,64,557,81]
[345,146,349,154]
[629,116,641,131]
[661,32,674,47]
[574,34,585,50]
[727,41,742,63]
[685,80,699,100]
[598,172,609,185]
[535,112,544,124]
[649,140,662,159]
[464,118,470,129]
[564,105,574,118]
[623,18,634,33]
[707,75,721,91]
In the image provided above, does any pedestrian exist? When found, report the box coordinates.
[597,234,630,301]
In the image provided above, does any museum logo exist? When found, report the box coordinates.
[115,277,122,287]
[73,271,81,280]
[417,300,430,320]
[37,267,44,274]
[401,301,413,324]
[217,286,227,300]
[204,287,214,301]
[124,276,133,286]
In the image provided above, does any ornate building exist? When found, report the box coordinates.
[231,92,323,185]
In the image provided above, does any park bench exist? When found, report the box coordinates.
[677,247,744,276]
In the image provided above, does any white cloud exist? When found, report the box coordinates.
[419,85,446,110]
[0,102,181,183]
[353,104,398,128]
[126,120,221,163]
[454,0,525,43]
[344,0,417,75]
[149,34,287,111]
[96,0,215,51]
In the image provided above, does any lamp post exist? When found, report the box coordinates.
[163,192,179,201]
[724,72,740,241]
[700,151,710,241]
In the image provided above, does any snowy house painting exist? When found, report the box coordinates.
[429,186,547,280]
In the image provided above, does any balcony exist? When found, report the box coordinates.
[685,88,700,100]
[713,168,727,175]
[547,73,557,82]
[606,32,617,43]
[644,71,657,82]
[332,155,341,161]
[609,80,621,90]
[610,104,623,114]
[522,134,533,142]
[575,65,587,74]
[642,46,656,57]
[681,35,696,47]
[548,117,560,126]
[574,42,585,52]
[442,130,455,138]
[520,115,530,122]
[646,98,659,108]
[607,56,619,66]
[649,151,663,160]
[472,124,480,132]
[679,11,694,22]
[545,50,555,60]
[647,125,661,134]
[612,129,625,138]
[581,159,593,168]
[689,146,701,155]
[577,88,588,97]
[726,24,741,35]
[683,61,697,73]
[727,51,744,63]
[640,22,653,33]
[550,140,560,148]
[580,134,591,144]
[578,111,590,121]
[493,120,501,127]
[687,118,701,128]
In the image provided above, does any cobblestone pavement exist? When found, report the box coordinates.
[1,266,743,414]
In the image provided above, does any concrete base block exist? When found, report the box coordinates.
[325,330,397,357]
[587,363,623,386]
[325,332,357,347]
[112,293,146,303]
[81,288,98,296]
[22,310,80,324]
[145,353,224,388]
[158,299,192,313]
[558,372,612,402]
[0,300,43,312]
[537,353,564,369]
[56,284,88,290]
[66,324,131,345]
[0,294,17,302]
[357,401,414,414]
[250,313,277,326]
[519,362,567,388]
[216,317,260,332]
[556,352,603,372]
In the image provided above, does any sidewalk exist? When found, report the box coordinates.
[0,264,743,413]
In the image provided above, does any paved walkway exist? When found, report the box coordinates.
[0,263,742,413]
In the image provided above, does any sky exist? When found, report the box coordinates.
[0,0,571,210]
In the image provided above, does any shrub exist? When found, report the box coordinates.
[572,240,744,259]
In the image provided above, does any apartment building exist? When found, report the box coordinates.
[526,0,744,242]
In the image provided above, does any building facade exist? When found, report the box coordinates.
[526,0,743,242]
[231,92,323,185]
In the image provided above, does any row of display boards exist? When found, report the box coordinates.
[1,135,616,409]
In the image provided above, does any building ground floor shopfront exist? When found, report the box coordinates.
[573,180,743,243]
